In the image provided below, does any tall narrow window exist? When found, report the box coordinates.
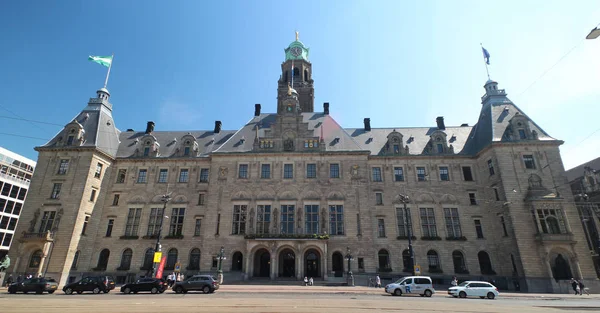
[158,169,168,183]
[112,194,120,206]
[105,219,114,237]
[116,169,127,183]
[125,208,142,236]
[372,167,382,182]
[147,208,164,237]
[494,188,500,201]
[57,159,69,175]
[94,163,103,179]
[283,164,294,179]
[280,205,295,234]
[137,169,147,183]
[416,167,426,181]
[305,205,319,234]
[81,215,90,235]
[462,166,473,181]
[216,213,221,235]
[199,168,209,182]
[487,159,495,176]
[306,163,316,178]
[89,188,97,202]
[183,146,191,156]
[356,213,362,236]
[120,249,132,270]
[474,219,484,238]
[523,155,536,169]
[189,248,201,270]
[377,219,386,237]
[71,251,80,270]
[439,166,449,181]
[142,249,154,270]
[169,208,186,236]
[38,211,56,233]
[143,147,150,157]
[437,144,444,153]
[469,192,477,205]
[166,248,178,270]
[50,183,62,199]
[375,192,383,205]
[256,205,271,234]
[518,129,527,139]
[537,209,566,234]
[329,205,344,235]
[330,164,340,178]
[178,169,189,183]
[500,216,508,236]
[29,250,43,268]
[261,164,271,179]
[420,208,437,237]
[396,207,413,237]
[393,167,404,181]
[238,164,248,179]
[198,193,205,205]
[194,219,202,236]
[232,205,247,235]
[444,208,462,238]
[427,250,440,270]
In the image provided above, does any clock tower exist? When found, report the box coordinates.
[277,32,314,114]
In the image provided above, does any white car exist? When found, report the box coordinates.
[385,276,435,297]
[447,281,499,299]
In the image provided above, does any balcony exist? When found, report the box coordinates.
[20,231,53,242]
[534,232,576,244]
[244,234,330,240]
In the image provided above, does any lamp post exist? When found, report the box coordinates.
[399,194,415,275]
[345,247,354,286]
[216,246,226,284]
[151,194,171,278]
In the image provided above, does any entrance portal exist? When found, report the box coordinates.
[304,249,321,278]
[279,249,296,277]
[254,249,271,277]
[332,252,344,277]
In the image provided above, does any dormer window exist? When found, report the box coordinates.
[428,131,448,155]
[139,136,160,157]
[518,129,526,139]
[143,147,150,157]
[179,136,198,157]
[184,146,190,156]
[385,131,405,155]
[508,116,534,141]
[66,135,75,146]
[436,143,443,154]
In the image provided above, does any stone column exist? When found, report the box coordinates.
[270,254,277,280]
[296,251,302,280]
[244,253,252,280]
[37,242,52,277]
[323,243,328,279]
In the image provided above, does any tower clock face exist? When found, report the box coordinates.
[290,47,302,57]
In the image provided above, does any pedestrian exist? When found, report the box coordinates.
[166,273,172,287]
[303,276,308,286]
[369,277,374,287]
[578,280,589,296]
[451,276,458,287]
[376,275,381,288]
[309,277,314,286]
[570,278,580,295]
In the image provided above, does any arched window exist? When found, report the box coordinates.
[378,249,390,271]
[452,251,467,274]
[402,249,411,272]
[142,248,154,270]
[71,251,80,270]
[166,248,178,270]
[189,248,201,271]
[293,67,300,78]
[231,251,243,271]
[427,250,440,271]
[478,251,495,275]
[29,250,43,268]
[97,249,110,270]
[304,69,309,81]
[119,248,133,270]
[552,254,572,280]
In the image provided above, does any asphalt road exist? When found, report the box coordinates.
[1,290,599,313]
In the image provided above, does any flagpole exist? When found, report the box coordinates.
[480,43,490,80]
[103,53,114,88]
[291,59,294,89]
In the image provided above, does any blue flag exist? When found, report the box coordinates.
[482,47,490,65]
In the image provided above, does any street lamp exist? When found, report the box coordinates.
[345,247,354,286]
[151,193,172,278]
[586,27,600,40]
[216,246,226,284]
[399,194,415,276]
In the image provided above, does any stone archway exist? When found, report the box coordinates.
[254,248,271,278]
[278,248,296,278]
[304,249,321,278]
[552,253,573,280]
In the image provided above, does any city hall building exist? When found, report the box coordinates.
[6,36,597,293]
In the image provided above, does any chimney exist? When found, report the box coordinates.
[254,104,261,117]
[145,121,155,134]
[436,116,445,130]
[214,120,222,134]
[323,102,329,115]
[364,118,371,131]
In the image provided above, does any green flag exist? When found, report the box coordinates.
[88,55,113,68]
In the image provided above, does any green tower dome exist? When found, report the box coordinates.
[284,31,310,61]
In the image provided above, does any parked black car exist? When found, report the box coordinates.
[8,277,58,294]
[172,275,219,294]
[62,276,115,294]
[121,278,167,294]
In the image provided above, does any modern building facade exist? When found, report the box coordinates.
[6,35,597,293]
[0,146,35,260]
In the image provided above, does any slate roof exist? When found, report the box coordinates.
[565,156,600,182]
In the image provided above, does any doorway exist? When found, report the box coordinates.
[254,249,271,277]
[332,252,344,277]
[279,249,296,277]
[304,249,321,278]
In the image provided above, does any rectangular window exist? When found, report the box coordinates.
[393,167,404,181]
[0,183,9,197]
[184,146,190,156]
[0,216,8,229]
[377,219,386,238]
[137,169,147,183]
[178,169,189,183]
[194,219,202,236]
[50,183,62,199]
[306,163,316,178]
[462,166,473,181]
[232,205,247,235]
[416,167,426,181]
[94,163,103,179]
[81,216,90,235]
[330,164,340,178]
[2,233,12,247]
[238,164,248,179]
[168,208,185,236]
[199,168,209,182]
[444,208,462,238]
[523,155,536,169]
[283,164,294,179]
[396,207,413,237]
[8,217,17,230]
[116,169,127,183]
[280,205,295,234]
[494,188,500,201]
[261,164,271,179]
[12,203,21,215]
[437,143,444,153]
[146,208,164,236]
[372,167,382,182]
[500,216,508,236]
[212,257,218,268]
[393,144,400,154]
[439,166,449,181]
[420,208,437,237]
[358,258,365,270]
[143,147,150,157]
[106,219,114,237]
[0,198,6,213]
[17,188,27,200]
[57,159,69,175]
[474,219,484,239]
[9,186,18,198]
[469,193,477,205]
[216,213,221,235]
[329,205,344,235]
[198,193,205,205]
[305,205,319,234]
[38,211,56,233]
[256,205,271,234]
[357,213,362,236]
[487,159,495,176]
[158,169,168,183]
[375,192,383,205]
[112,194,120,206]
[125,208,142,236]
[518,129,527,139]
[536,209,566,234]
[89,188,97,202]
[66,135,74,146]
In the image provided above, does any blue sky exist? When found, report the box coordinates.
[1,0,599,169]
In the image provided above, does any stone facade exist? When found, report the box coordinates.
[6,36,598,293]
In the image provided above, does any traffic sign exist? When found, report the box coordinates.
[414,265,421,275]
[174,262,181,272]
[153,252,162,263]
